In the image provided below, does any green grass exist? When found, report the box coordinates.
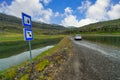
[0,34,64,58]
[0,67,17,80]
[0,34,23,42]
[81,34,120,37]
[82,35,120,48]
[20,74,29,80]
[80,32,120,36]
[0,36,72,80]
[0,34,64,42]
[35,59,49,71]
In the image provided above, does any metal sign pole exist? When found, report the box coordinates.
[28,40,32,64]
[22,13,33,65]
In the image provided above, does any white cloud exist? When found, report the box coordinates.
[54,12,60,17]
[1,0,120,27]
[62,0,112,27]
[40,0,51,5]
[61,15,97,27]
[61,15,78,27]
[77,0,91,13]
[107,3,120,19]
[87,0,110,20]
[64,7,73,15]
[41,8,53,22]
[0,1,8,13]
[0,0,53,23]
[78,18,97,27]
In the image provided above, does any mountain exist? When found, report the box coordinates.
[67,19,120,34]
[0,13,66,35]
[1,13,119,35]
[78,19,120,33]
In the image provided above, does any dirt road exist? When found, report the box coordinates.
[54,39,120,80]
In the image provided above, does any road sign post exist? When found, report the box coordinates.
[22,13,32,28]
[23,28,33,64]
[28,41,32,64]
[22,13,33,65]
[23,28,33,41]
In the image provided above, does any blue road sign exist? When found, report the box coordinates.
[23,28,33,41]
[22,13,32,28]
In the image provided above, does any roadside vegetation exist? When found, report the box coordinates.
[0,37,74,80]
[82,35,120,48]
[0,34,64,58]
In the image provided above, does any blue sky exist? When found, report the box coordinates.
[0,0,120,27]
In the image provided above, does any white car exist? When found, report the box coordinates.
[74,35,82,40]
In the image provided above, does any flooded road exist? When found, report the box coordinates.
[0,45,54,71]
[46,37,120,80]
[73,40,120,60]
[71,38,120,80]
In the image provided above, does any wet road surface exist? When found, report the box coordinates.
[55,39,120,80]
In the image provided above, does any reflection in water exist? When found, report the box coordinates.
[83,36,120,48]
[0,46,54,71]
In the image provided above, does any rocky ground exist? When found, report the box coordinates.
[13,49,69,80]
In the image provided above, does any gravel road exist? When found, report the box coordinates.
[55,39,120,80]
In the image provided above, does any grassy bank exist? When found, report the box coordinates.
[0,35,64,58]
[81,33,120,36]
[0,37,73,80]
[82,35,120,48]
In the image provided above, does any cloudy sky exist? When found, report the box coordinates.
[0,0,120,27]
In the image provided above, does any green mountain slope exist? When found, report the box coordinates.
[79,19,120,34]
[0,13,65,35]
